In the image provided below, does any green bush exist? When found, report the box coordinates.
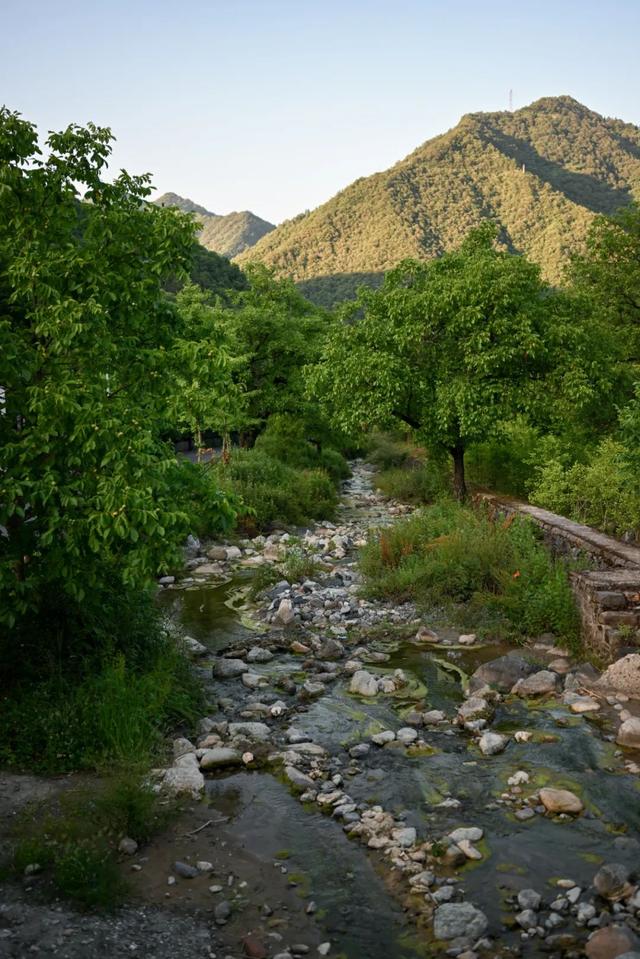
[360,499,580,647]
[375,460,449,504]
[254,414,350,482]
[0,642,202,773]
[212,448,338,531]
[530,438,640,540]
[365,431,415,470]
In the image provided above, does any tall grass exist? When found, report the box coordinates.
[360,499,580,647]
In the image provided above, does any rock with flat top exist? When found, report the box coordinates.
[512,670,559,697]
[617,717,640,749]
[433,902,488,941]
[350,670,379,697]
[599,654,640,698]
[585,925,640,959]
[471,652,537,692]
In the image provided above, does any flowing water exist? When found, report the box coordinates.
[160,465,640,958]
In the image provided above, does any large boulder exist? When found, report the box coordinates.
[617,717,640,749]
[433,902,488,941]
[275,598,295,625]
[199,747,242,770]
[539,787,583,814]
[585,924,640,959]
[478,732,508,755]
[512,669,559,697]
[163,753,204,798]
[213,658,248,679]
[599,654,640,699]
[350,670,379,697]
[470,653,537,692]
[593,863,635,902]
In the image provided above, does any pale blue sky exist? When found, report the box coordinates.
[2,0,639,223]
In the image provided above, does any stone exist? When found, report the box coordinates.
[246,646,274,663]
[514,730,532,742]
[396,727,418,745]
[449,827,483,843]
[371,730,396,746]
[518,888,542,911]
[458,839,482,860]
[457,697,490,722]
[599,655,640,696]
[275,598,295,625]
[199,747,242,770]
[617,718,640,749]
[214,900,232,925]
[433,902,488,941]
[569,696,601,713]
[182,635,208,657]
[163,754,204,798]
[196,861,213,872]
[515,807,535,821]
[471,652,537,692]
[350,670,379,697]
[585,925,640,959]
[512,669,559,697]
[593,863,634,901]
[415,626,440,643]
[228,722,271,742]
[291,640,311,654]
[207,546,228,561]
[349,743,370,759]
[242,935,267,959]
[508,770,530,786]
[539,787,584,815]
[479,732,508,755]
[423,709,446,724]
[391,826,417,847]
[242,672,269,689]
[317,638,344,660]
[459,633,477,645]
[516,909,538,930]
[118,837,138,855]
[302,681,325,698]
[285,766,315,792]
[174,861,199,878]
[213,658,248,678]
[173,737,196,759]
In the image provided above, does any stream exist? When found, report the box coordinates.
[157,462,640,959]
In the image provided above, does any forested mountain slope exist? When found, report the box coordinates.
[236,96,640,305]
[154,192,275,258]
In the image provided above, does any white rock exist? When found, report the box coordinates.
[479,732,508,755]
[350,670,379,697]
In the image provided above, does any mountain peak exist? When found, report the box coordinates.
[237,96,640,307]
[152,194,275,259]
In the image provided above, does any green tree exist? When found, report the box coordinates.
[308,225,608,499]
[219,264,329,441]
[0,109,234,625]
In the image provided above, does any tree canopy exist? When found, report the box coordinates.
[0,109,235,624]
[308,224,610,498]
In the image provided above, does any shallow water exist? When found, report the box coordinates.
[164,470,640,956]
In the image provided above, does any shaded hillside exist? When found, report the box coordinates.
[236,96,640,305]
[154,192,275,258]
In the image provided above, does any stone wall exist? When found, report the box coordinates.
[478,493,640,662]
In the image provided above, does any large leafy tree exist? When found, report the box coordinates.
[308,225,609,499]
[219,264,329,441]
[0,109,234,625]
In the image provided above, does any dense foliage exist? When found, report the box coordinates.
[309,225,609,498]
[0,109,238,629]
[238,96,640,306]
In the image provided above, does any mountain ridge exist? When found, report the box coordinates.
[235,96,640,305]
[153,192,275,259]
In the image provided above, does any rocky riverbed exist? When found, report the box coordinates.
[3,461,640,959]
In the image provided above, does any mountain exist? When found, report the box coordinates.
[235,96,640,306]
[154,192,275,259]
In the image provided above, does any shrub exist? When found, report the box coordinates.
[530,438,640,540]
[375,460,449,504]
[254,414,350,481]
[0,641,202,773]
[212,448,338,530]
[360,499,580,647]
[365,431,415,470]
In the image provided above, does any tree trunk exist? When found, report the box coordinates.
[451,443,467,502]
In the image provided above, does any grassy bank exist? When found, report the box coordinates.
[360,498,581,649]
